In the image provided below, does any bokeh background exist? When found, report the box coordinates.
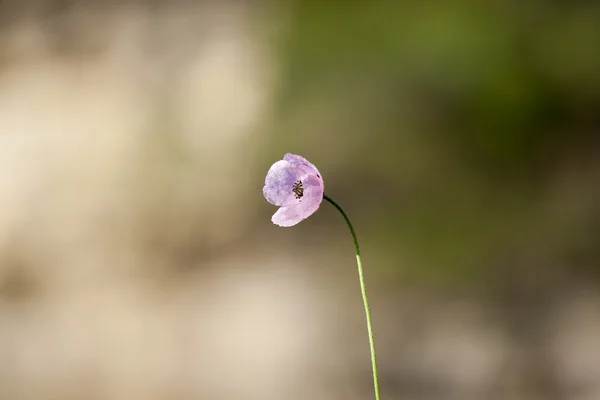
[1,1,600,399]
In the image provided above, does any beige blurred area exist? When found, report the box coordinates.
[1,1,600,400]
[0,2,317,400]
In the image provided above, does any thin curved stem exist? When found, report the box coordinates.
[323,194,380,400]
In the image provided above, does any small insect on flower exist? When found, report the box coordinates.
[263,153,324,227]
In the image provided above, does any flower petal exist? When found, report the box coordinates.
[284,153,321,178]
[271,203,315,227]
[263,160,304,206]
[271,206,303,227]
[271,175,324,227]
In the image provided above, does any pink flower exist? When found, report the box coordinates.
[263,153,324,227]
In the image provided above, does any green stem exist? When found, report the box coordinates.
[323,194,380,400]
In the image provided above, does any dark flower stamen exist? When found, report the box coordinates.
[292,180,304,199]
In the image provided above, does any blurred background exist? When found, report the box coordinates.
[1,1,599,399]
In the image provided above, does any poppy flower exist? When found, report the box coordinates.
[263,153,324,227]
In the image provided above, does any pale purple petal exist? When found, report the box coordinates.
[271,206,304,227]
[271,174,324,227]
[284,153,322,178]
[263,160,304,206]
[302,174,324,195]
[271,201,319,226]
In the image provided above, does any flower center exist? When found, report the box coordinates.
[291,180,304,200]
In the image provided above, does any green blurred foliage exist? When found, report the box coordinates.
[267,1,600,290]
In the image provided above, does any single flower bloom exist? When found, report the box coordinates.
[263,153,324,227]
